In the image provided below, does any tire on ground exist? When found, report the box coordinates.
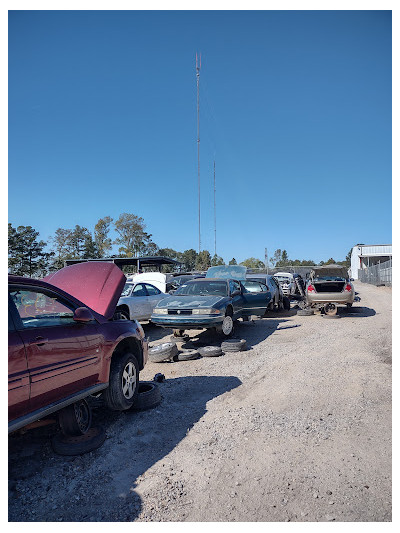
[104,352,139,411]
[58,399,92,436]
[198,345,223,357]
[148,342,178,362]
[283,296,291,310]
[297,308,314,316]
[322,314,341,319]
[131,382,162,411]
[221,339,247,352]
[175,349,200,361]
[51,426,106,456]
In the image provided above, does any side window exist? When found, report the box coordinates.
[9,287,76,329]
[229,280,236,294]
[132,284,147,297]
[145,284,161,296]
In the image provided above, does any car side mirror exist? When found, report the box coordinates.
[231,290,241,297]
[73,307,94,323]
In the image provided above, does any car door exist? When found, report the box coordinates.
[9,284,104,412]
[128,283,150,320]
[144,283,164,318]
[229,280,246,318]
[240,281,271,316]
[8,301,30,421]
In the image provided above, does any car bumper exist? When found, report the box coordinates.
[306,292,354,305]
[150,314,224,330]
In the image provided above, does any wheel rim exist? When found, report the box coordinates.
[324,303,337,316]
[222,315,233,335]
[122,361,137,399]
[74,401,91,433]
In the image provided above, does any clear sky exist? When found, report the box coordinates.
[8,9,392,264]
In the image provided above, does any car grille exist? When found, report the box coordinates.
[167,309,193,315]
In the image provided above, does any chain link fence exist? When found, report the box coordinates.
[358,259,392,286]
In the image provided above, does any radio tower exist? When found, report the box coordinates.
[196,52,201,254]
[214,159,217,257]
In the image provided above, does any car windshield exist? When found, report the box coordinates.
[175,280,228,296]
[314,276,346,281]
[121,283,134,297]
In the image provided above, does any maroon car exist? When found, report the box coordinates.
[8,262,148,434]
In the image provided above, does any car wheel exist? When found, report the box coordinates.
[216,314,234,337]
[324,303,337,316]
[104,352,139,411]
[58,399,92,436]
[51,426,106,456]
[198,345,223,357]
[149,342,178,362]
[131,382,162,411]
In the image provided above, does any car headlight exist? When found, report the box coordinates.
[153,308,168,315]
[192,308,221,315]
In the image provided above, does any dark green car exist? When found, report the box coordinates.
[151,267,271,336]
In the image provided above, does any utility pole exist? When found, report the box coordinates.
[196,52,201,254]
[214,159,216,257]
[265,247,269,274]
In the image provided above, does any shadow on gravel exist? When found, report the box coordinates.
[142,322,173,343]
[8,375,241,522]
[337,306,376,318]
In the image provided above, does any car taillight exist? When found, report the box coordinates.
[344,284,352,292]
[307,285,315,293]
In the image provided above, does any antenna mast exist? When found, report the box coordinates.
[196,52,201,254]
[214,159,216,257]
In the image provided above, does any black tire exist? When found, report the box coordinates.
[283,296,291,310]
[322,314,341,319]
[297,308,314,316]
[58,399,92,436]
[346,303,353,308]
[149,342,178,363]
[51,426,106,456]
[221,339,247,352]
[175,349,200,361]
[198,346,223,357]
[104,352,139,411]
[131,382,162,411]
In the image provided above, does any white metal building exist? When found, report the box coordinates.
[350,244,392,279]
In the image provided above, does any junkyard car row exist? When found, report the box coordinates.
[8,261,355,453]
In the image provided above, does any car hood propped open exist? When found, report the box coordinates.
[44,262,126,320]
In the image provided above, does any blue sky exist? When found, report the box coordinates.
[8,9,392,264]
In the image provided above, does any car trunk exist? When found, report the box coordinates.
[313,281,345,293]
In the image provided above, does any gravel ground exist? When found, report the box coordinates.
[8,281,392,522]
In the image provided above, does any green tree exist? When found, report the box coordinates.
[68,225,93,258]
[50,227,73,269]
[271,249,282,267]
[240,257,265,269]
[94,216,113,257]
[211,254,224,266]
[195,250,212,271]
[8,224,53,277]
[229,257,237,265]
[181,249,198,271]
[114,213,150,257]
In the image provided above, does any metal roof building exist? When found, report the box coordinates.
[350,244,392,279]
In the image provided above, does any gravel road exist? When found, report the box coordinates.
[8,281,392,522]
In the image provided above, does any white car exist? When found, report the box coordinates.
[115,280,167,321]
[126,272,174,294]
[273,272,297,296]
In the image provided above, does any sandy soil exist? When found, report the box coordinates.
[8,281,392,522]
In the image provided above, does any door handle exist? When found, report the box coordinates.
[29,337,49,346]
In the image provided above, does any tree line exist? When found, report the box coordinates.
[8,213,351,278]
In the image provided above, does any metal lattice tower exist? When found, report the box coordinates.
[196,52,201,254]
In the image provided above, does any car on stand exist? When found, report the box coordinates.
[8,262,148,435]
[305,265,354,315]
[151,267,272,337]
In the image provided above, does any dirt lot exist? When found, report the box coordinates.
[8,281,392,522]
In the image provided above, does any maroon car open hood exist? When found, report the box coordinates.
[44,262,126,320]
